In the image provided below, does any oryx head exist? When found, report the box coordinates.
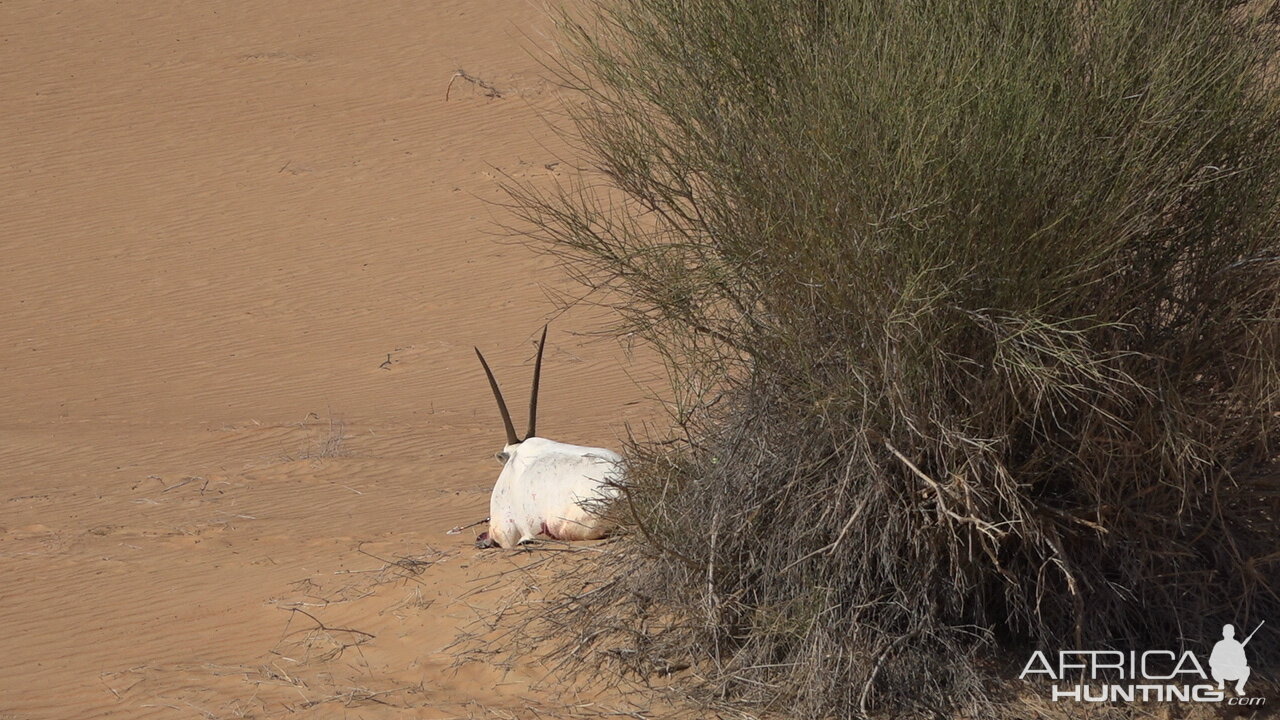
[474,325,547,460]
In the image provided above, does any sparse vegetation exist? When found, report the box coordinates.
[297,414,350,461]
[505,0,1280,716]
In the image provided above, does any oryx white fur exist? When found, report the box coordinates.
[474,326,622,548]
[488,437,622,547]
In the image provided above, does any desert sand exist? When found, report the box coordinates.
[0,2,660,717]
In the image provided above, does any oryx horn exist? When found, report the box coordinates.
[474,324,549,445]
[474,346,519,446]
[526,325,547,440]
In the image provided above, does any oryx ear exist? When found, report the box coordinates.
[525,324,548,440]
[494,451,510,464]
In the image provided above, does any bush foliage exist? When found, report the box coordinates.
[508,0,1280,716]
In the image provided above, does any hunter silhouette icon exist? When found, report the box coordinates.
[1210,621,1264,695]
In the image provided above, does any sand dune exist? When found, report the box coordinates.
[0,2,659,717]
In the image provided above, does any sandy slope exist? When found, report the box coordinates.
[0,2,660,717]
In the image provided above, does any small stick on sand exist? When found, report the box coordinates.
[446,516,489,535]
[161,476,200,493]
[445,69,502,100]
[285,606,376,639]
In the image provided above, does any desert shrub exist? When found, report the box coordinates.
[506,0,1280,716]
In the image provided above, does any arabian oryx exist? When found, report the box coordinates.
[472,326,623,548]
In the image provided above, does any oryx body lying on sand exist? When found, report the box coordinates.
[473,327,622,548]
